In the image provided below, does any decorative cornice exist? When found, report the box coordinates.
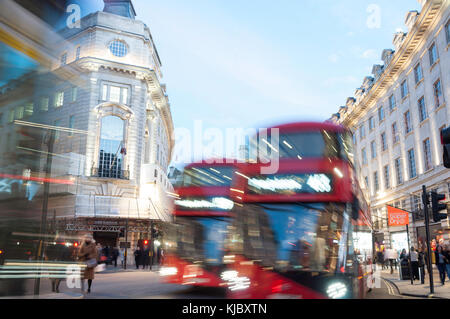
[340,0,445,128]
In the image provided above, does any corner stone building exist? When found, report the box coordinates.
[332,0,450,254]
[0,0,175,256]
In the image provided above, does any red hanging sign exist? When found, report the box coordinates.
[387,205,410,226]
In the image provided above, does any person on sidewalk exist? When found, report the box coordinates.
[435,245,449,285]
[400,249,407,262]
[445,245,450,282]
[410,247,419,281]
[418,248,426,284]
[78,235,98,294]
[134,248,141,269]
[392,249,399,270]
[112,246,119,268]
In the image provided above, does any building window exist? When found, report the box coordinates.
[109,40,128,57]
[414,63,423,84]
[381,132,387,151]
[401,80,408,99]
[433,79,443,108]
[369,116,375,131]
[378,106,385,122]
[352,132,357,146]
[384,165,390,189]
[389,94,396,111]
[60,53,67,66]
[362,148,367,165]
[71,87,78,102]
[392,122,399,144]
[446,20,450,44]
[54,91,64,108]
[8,109,14,123]
[428,43,438,66]
[418,97,427,122]
[408,148,417,179]
[360,125,366,139]
[395,157,403,185]
[69,115,75,137]
[364,176,369,189]
[157,144,160,163]
[370,140,377,159]
[110,86,121,103]
[76,46,81,60]
[404,110,412,134]
[98,116,125,179]
[373,171,379,192]
[102,84,108,101]
[101,84,129,105]
[423,138,432,171]
[412,195,422,213]
[15,106,24,120]
[24,102,33,117]
[40,97,49,112]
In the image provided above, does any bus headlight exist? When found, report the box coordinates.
[159,267,178,276]
[326,282,347,299]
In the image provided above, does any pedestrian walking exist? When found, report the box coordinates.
[119,248,125,268]
[78,235,98,294]
[400,249,407,262]
[445,245,450,281]
[385,248,395,274]
[418,248,426,284]
[392,249,399,270]
[143,247,150,269]
[410,247,419,281]
[134,248,141,269]
[112,246,119,268]
[435,245,449,285]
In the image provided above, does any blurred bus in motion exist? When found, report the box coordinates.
[223,122,373,299]
[160,160,238,288]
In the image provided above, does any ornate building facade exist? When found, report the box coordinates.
[332,0,450,252]
[0,0,175,254]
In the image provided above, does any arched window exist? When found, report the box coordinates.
[98,116,125,178]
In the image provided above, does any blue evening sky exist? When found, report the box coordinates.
[79,0,421,161]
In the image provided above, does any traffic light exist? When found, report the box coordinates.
[441,127,450,168]
[143,240,149,246]
[431,191,447,223]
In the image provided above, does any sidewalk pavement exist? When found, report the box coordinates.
[380,266,450,299]
[98,265,161,274]
[0,291,84,299]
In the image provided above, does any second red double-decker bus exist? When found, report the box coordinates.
[160,160,238,288]
[221,122,373,299]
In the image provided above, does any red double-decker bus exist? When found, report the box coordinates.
[160,160,238,288]
[222,122,373,299]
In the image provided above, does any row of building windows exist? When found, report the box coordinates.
[356,77,443,143]
[363,135,436,195]
[61,46,81,66]
[1,87,78,125]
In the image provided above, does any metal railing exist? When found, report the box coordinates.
[91,167,129,180]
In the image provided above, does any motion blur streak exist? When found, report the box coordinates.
[0,261,83,279]
[0,174,75,185]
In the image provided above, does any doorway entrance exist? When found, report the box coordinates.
[94,232,119,248]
